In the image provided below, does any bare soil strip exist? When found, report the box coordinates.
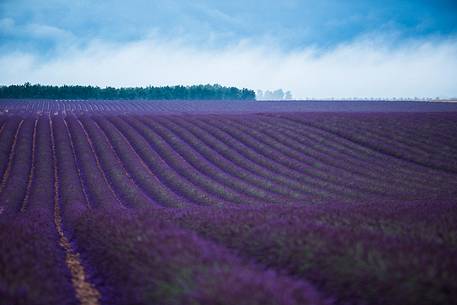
[20,118,38,211]
[0,120,24,194]
[0,121,6,136]
[63,118,92,208]
[50,116,101,305]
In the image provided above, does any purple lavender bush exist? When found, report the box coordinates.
[1,101,456,305]
[71,208,330,305]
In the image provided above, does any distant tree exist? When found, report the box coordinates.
[284,91,293,100]
[256,88,292,100]
[272,89,285,100]
[256,90,264,100]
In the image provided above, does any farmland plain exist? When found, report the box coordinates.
[0,99,456,305]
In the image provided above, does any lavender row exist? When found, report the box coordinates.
[287,113,457,176]
[69,206,330,305]
[353,116,457,166]
[0,117,35,215]
[135,116,284,204]
[62,116,122,209]
[244,114,457,198]
[50,115,92,232]
[93,116,187,207]
[107,116,231,206]
[197,117,363,200]
[255,113,445,181]
[123,116,265,205]
[242,116,428,192]
[78,116,156,208]
[154,116,305,200]
[321,112,457,153]
[144,116,292,203]
[175,116,336,201]
[165,115,313,200]
[254,115,445,194]
[3,99,457,114]
[272,113,456,187]
[0,216,78,305]
[221,116,399,198]
[308,113,457,174]
[0,117,22,190]
[0,116,78,305]
[153,201,457,305]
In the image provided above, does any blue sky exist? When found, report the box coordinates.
[1,0,457,98]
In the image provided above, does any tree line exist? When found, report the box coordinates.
[0,83,256,100]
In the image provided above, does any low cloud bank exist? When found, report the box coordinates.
[1,36,457,99]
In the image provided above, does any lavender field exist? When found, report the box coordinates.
[1,99,457,305]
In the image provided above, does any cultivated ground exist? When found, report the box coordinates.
[1,100,456,305]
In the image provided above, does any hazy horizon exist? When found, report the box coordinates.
[1,0,456,99]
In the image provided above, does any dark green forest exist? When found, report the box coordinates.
[0,83,256,100]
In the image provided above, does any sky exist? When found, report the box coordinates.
[1,0,457,98]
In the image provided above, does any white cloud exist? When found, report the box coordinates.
[1,36,457,99]
[0,18,76,45]
[24,23,75,41]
